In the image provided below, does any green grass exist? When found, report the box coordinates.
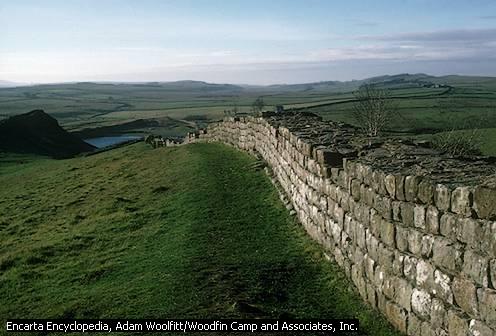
[0,143,400,335]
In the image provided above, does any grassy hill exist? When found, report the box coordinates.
[0,143,400,335]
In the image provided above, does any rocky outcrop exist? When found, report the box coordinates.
[187,112,496,335]
[0,110,95,158]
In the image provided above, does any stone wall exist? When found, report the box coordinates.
[187,113,496,336]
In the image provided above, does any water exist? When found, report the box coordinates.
[84,135,141,149]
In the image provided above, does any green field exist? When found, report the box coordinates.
[0,143,400,335]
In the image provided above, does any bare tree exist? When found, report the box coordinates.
[352,85,396,137]
[252,97,265,115]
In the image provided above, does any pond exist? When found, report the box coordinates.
[84,135,142,149]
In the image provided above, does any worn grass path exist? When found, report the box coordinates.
[0,143,399,335]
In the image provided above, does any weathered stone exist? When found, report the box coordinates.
[400,202,414,226]
[433,269,453,304]
[385,174,396,199]
[435,184,451,212]
[385,301,407,333]
[414,204,426,230]
[451,187,473,217]
[395,175,406,201]
[432,237,463,272]
[395,277,413,311]
[418,179,434,204]
[473,186,496,220]
[392,251,404,276]
[478,288,496,328]
[405,175,420,202]
[407,229,423,256]
[457,217,483,250]
[412,288,432,318]
[380,219,396,248]
[316,148,345,167]
[468,319,494,336]
[440,212,458,240]
[392,201,401,222]
[463,250,489,287]
[395,226,409,252]
[431,298,447,329]
[407,313,422,336]
[452,276,479,317]
[421,234,434,258]
[448,310,469,336]
[490,259,496,290]
[351,179,361,201]
[426,205,440,234]
[403,255,417,283]
[374,194,392,220]
[378,244,395,273]
[417,259,435,288]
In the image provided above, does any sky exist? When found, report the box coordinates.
[1,0,496,84]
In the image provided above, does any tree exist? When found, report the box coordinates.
[352,85,396,137]
[252,97,265,115]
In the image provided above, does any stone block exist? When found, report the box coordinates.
[385,174,396,199]
[370,209,382,238]
[451,187,473,217]
[385,301,407,333]
[452,276,479,317]
[477,288,496,328]
[463,250,489,287]
[435,184,451,212]
[414,204,426,230]
[316,148,345,168]
[395,277,413,311]
[392,201,401,221]
[351,179,361,201]
[407,229,423,256]
[416,259,435,288]
[418,179,434,204]
[392,251,404,276]
[378,244,395,273]
[431,298,447,329]
[473,186,496,220]
[491,259,496,290]
[403,255,417,283]
[457,217,484,250]
[412,288,432,318]
[440,212,458,240]
[421,234,434,258]
[395,175,406,201]
[407,313,422,336]
[426,205,440,234]
[400,202,414,226]
[395,225,410,252]
[448,310,469,336]
[405,175,421,202]
[374,194,392,220]
[468,319,494,336]
[434,269,454,304]
[432,237,463,272]
[380,219,396,248]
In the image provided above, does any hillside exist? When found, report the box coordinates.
[0,143,400,335]
[0,109,95,158]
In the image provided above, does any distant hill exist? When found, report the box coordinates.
[0,110,95,158]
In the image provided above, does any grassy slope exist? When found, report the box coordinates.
[0,143,400,335]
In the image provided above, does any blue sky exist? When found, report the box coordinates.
[1,0,496,84]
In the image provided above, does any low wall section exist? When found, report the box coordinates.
[187,113,496,336]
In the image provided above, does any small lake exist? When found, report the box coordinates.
[84,135,142,149]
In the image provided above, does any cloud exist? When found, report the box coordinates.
[361,28,496,43]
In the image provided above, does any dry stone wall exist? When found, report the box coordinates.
[186,113,496,336]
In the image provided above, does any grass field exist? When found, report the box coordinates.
[0,143,400,335]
